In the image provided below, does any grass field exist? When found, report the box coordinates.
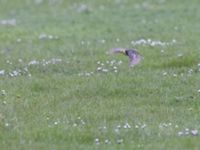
[0,0,200,149]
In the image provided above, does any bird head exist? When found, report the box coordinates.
[110,48,126,55]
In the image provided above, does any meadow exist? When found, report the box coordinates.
[0,0,200,149]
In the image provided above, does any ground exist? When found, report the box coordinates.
[0,0,200,149]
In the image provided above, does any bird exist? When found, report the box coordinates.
[110,48,142,67]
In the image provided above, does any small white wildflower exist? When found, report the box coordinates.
[197,63,200,67]
[0,70,5,75]
[95,138,100,145]
[188,69,193,74]
[116,139,123,144]
[85,73,91,76]
[97,67,102,71]
[73,123,77,127]
[101,39,106,44]
[101,63,104,66]
[113,66,117,70]
[1,90,6,95]
[1,19,16,26]
[177,53,183,57]
[185,128,189,132]
[3,101,7,104]
[28,60,39,65]
[191,129,198,136]
[172,39,176,43]
[5,123,9,127]
[54,121,58,125]
[17,38,21,42]
[48,35,53,39]
[185,131,189,135]
[173,74,177,77]
[12,70,19,76]
[197,89,200,93]
[161,49,164,53]
[18,59,23,62]
[114,70,118,73]
[81,120,85,125]
[116,38,120,42]
[135,125,139,128]
[105,139,110,144]
[114,128,120,133]
[175,125,179,128]
[118,60,123,65]
[178,131,184,136]
[6,60,12,65]
[81,41,85,45]
[141,124,147,129]
[39,33,47,39]
[24,67,28,72]
[123,122,131,129]
[163,72,167,76]
[102,69,108,72]
[97,61,101,64]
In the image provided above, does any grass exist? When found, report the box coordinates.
[0,0,200,149]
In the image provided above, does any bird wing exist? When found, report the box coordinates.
[127,50,142,66]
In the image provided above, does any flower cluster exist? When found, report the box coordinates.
[0,58,62,78]
[178,128,198,136]
[131,38,176,47]
[38,33,59,40]
[0,19,16,26]
[78,60,123,77]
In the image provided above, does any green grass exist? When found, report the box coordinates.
[0,0,200,149]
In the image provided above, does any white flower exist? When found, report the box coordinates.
[0,70,5,75]
[116,38,120,42]
[38,33,47,39]
[97,61,101,64]
[1,90,6,95]
[97,67,102,71]
[102,69,108,72]
[163,72,167,76]
[116,139,123,144]
[28,60,39,65]
[105,139,110,144]
[160,49,164,53]
[123,122,131,129]
[5,123,9,127]
[17,38,22,42]
[101,39,106,44]
[113,66,117,70]
[95,138,100,145]
[191,129,198,136]
[178,131,184,136]
[141,124,147,129]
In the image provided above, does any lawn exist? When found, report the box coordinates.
[0,0,200,149]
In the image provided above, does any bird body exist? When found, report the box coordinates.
[110,48,142,67]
